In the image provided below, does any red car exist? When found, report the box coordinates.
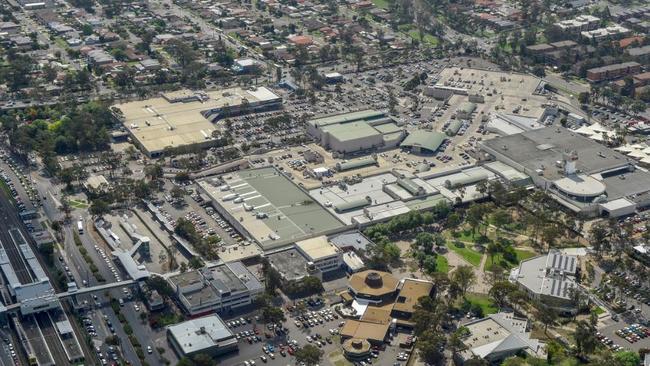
[287,348,294,355]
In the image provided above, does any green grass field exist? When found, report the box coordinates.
[486,249,536,271]
[68,199,89,209]
[436,254,449,273]
[371,0,390,9]
[466,293,498,315]
[448,242,483,267]
[406,29,439,46]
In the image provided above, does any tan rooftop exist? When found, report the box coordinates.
[360,303,393,325]
[349,270,399,298]
[340,320,390,343]
[296,236,339,261]
[392,279,434,314]
[114,87,280,155]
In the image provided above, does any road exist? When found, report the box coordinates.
[154,0,266,62]
[543,71,590,96]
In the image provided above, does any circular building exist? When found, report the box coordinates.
[553,174,606,202]
[348,270,399,303]
[342,338,371,360]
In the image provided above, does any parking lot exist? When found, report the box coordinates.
[214,299,416,366]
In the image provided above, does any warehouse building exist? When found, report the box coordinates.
[167,315,238,358]
[113,87,282,157]
[456,102,477,119]
[400,131,447,155]
[307,110,405,155]
[310,167,492,226]
[198,167,344,249]
[336,157,379,172]
[481,127,650,217]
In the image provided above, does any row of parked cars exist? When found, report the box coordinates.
[615,324,650,344]
[94,244,122,282]
[596,332,625,352]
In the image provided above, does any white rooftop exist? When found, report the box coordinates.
[167,315,235,354]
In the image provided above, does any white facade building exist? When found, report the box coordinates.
[295,236,343,273]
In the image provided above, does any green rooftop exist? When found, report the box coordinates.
[308,109,386,128]
[321,122,381,142]
[229,167,344,248]
[400,130,447,153]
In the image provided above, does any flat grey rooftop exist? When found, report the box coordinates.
[482,127,632,180]
[266,248,312,282]
[600,169,650,200]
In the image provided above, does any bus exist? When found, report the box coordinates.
[77,219,84,234]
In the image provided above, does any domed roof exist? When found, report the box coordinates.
[349,270,399,298]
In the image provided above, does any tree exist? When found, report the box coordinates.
[188,256,204,269]
[451,265,476,298]
[446,212,462,232]
[146,275,174,298]
[488,281,519,310]
[144,164,163,181]
[448,327,469,359]
[412,296,447,335]
[192,353,214,366]
[175,218,200,244]
[545,340,564,364]
[301,276,323,294]
[261,258,282,294]
[574,319,597,355]
[613,350,641,366]
[414,232,434,253]
[535,304,557,334]
[540,224,561,250]
[466,203,485,236]
[415,330,446,365]
[463,357,489,366]
[170,185,186,201]
[89,199,110,217]
[294,345,323,366]
[589,223,610,256]
[262,306,286,324]
[491,208,511,237]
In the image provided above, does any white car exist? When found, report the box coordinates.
[147,346,152,354]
